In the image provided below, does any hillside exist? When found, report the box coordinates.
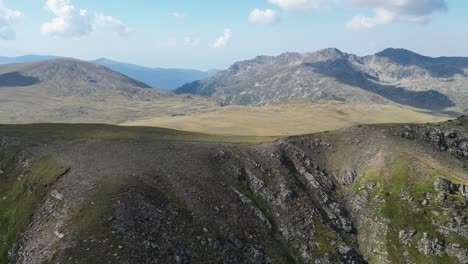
[0,118,466,263]
[0,56,218,91]
[0,59,220,124]
[175,48,468,113]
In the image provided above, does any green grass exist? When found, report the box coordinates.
[0,153,68,264]
[54,175,132,264]
[0,123,277,143]
[354,157,465,264]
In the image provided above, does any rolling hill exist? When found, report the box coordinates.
[0,58,220,124]
[175,48,468,113]
[0,55,218,90]
[0,117,466,263]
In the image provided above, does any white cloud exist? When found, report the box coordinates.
[42,0,130,37]
[95,13,130,37]
[267,0,320,13]
[184,35,200,46]
[169,12,186,19]
[41,0,93,37]
[347,0,447,29]
[346,8,395,29]
[249,9,279,24]
[0,0,24,40]
[209,28,232,49]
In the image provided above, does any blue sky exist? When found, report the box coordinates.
[0,0,466,70]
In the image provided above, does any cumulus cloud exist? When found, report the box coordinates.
[0,0,24,40]
[41,0,93,37]
[347,0,447,29]
[42,0,130,37]
[267,0,320,13]
[249,9,279,24]
[209,28,232,49]
[95,13,130,37]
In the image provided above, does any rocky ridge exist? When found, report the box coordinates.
[176,48,468,112]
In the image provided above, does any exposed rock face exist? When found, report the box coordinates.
[175,48,468,112]
[0,117,467,264]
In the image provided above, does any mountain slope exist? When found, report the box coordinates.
[0,117,466,263]
[175,48,468,112]
[91,58,218,90]
[0,58,220,124]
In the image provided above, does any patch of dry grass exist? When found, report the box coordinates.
[121,102,449,136]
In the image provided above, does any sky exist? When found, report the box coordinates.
[0,0,466,70]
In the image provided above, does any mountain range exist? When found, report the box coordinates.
[175,48,468,113]
[0,55,218,90]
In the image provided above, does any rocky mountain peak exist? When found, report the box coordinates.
[311,47,345,60]
[373,48,430,65]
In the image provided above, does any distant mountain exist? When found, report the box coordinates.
[0,58,219,124]
[0,55,61,64]
[91,58,218,90]
[175,48,468,112]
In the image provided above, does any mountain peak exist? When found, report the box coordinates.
[315,47,344,56]
[374,48,428,60]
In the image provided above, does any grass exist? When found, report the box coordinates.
[0,123,277,143]
[0,153,68,264]
[354,156,466,264]
[54,175,132,264]
[121,102,449,136]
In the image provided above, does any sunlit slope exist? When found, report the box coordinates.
[121,102,448,136]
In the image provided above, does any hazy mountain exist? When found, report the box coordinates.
[0,58,219,124]
[0,55,61,64]
[92,58,218,90]
[0,117,466,263]
[175,48,468,112]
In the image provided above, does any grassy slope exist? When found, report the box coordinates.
[0,151,68,264]
[354,155,467,264]
[0,88,219,124]
[0,123,277,143]
[121,102,449,136]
